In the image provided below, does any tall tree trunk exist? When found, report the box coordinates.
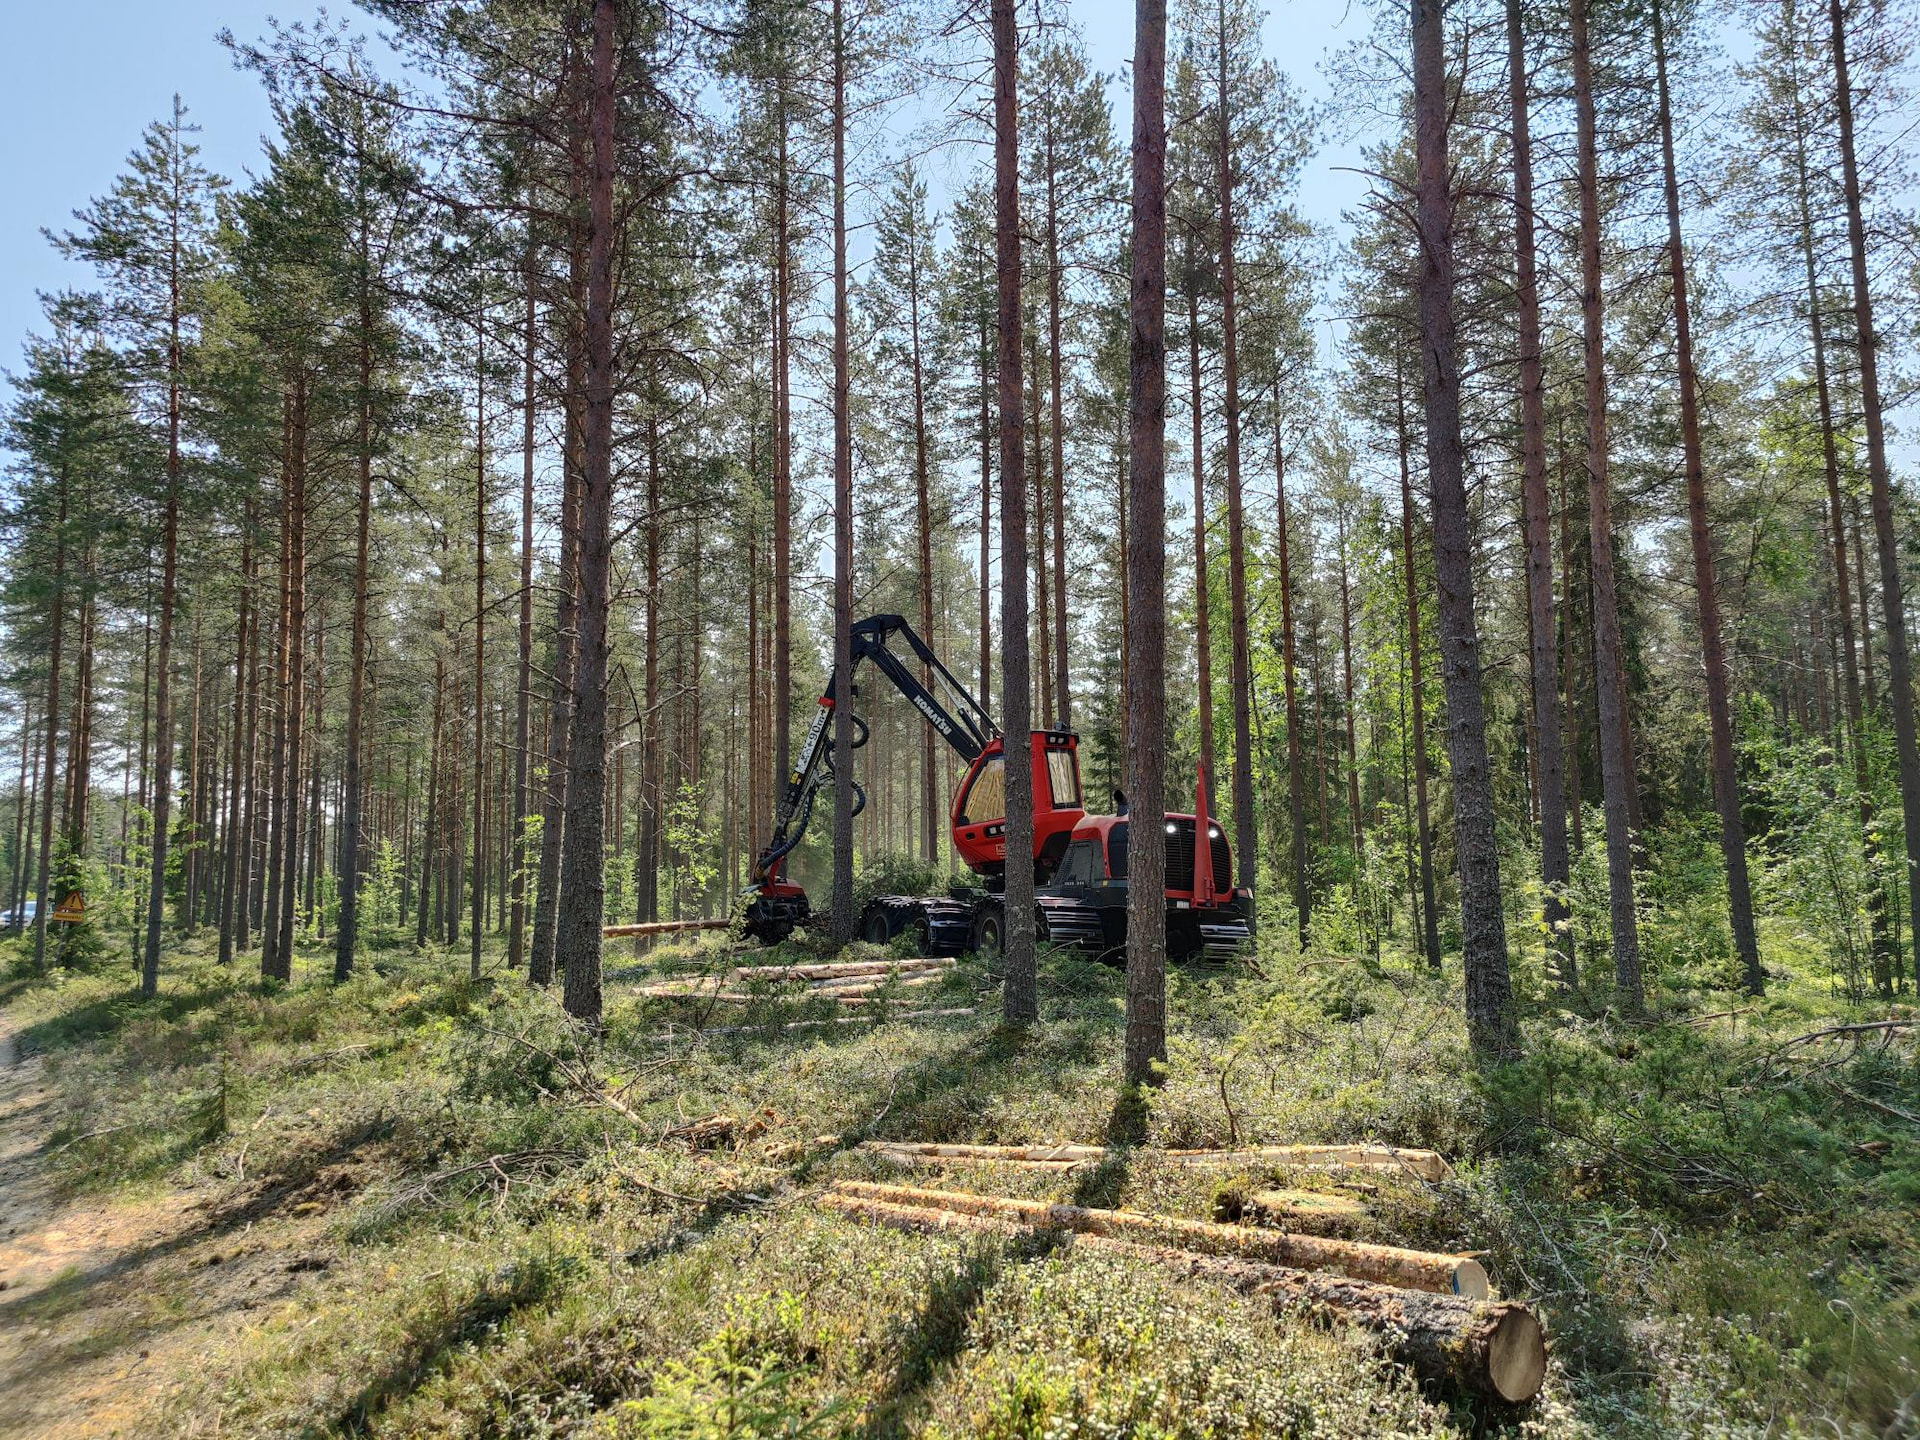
[529,357,582,984]
[1124,0,1169,1084]
[302,623,324,931]
[1851,488,1876,703]
[9,696,33,936]
[1045,138,1072,729]
[140,161,188,996]
[472,319,488,981]
[637,406,662,924]
[1215,0,1256,896]
[1829,0,1920,976]
[30,477,67,975]
[240,524,265,947]
[1571,0,1643,1010]
[1412,0,1515,1053]
[262,390,295,979]
[994,0,1038,1023]
[1313,636,1330,843]
[1559,453,1585,856]
[555,0,618,1025]
[1187,261,1214,784]
[335,244,377,983]
[1651,0,1761,995]
[829,0,858,943]
[1506,0,1573,986]
[1337,504,1365,943]
[1787,0,1888,983]
[511,246,536,969]
[219,525,252,964]
[270,374,309,982]
[1116,407,1131,768]
[20,716,39,944]
[979,284,994,713]
[773,89,794,824]
[909,220,938,863]
[419,658,444,949]
[180,620,202,932]
[1274,383,1309,948]
[1397,385,1443,983]
[1031,353,1054,724]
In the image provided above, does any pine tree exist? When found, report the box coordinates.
[56,97,223,997]
[1570,0,1644,1011]
[1125,0,1171,1085]
[995,0,1038,1025]
[1411,0,1515,1055]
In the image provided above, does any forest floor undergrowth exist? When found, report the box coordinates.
[0,918,1916,1438]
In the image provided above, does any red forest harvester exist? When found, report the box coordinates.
[742,614,1255,962]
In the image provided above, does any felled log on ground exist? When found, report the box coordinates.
[853,1141,1089,1167]
[731,957,954,982]
[808,970,944,990]
[804,974,946,998]
[817,1193,1544,1403]
[602,918,735,939]
[636,983,756,1002]
[839,1139,1450,1181]
[831,1181,1489,1298]
[1162,1144,1452,1182]
[705,1007,977,1035]
[637,960,952,1001]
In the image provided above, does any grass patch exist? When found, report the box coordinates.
[2,920,1915,1436]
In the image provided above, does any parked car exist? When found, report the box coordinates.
[0,900,37,928]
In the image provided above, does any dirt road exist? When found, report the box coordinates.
[0,1020,297,1438]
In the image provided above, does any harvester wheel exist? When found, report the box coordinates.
[969,903,1004,960]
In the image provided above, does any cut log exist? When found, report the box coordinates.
[857,1148,1076,1170]
[636,984,757,1002]
[857,1140,1099,1163]
[830,1181,1489,1298]
[818,1194,1544,1402]
[637,963,952,1002]
[704,1007,977,1035]
[835,1139,1450,1181]
[603,919,734,938]
[732,957,954,982]
[1163,1144,1452,1182]
[802,973,946,995]
[807,971,936,988]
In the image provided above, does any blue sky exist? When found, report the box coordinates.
[2,2,281,372]
[0,1,1373,402]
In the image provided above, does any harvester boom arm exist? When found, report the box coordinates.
[754,615,995,881]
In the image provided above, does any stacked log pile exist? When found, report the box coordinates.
[817,1177,1544,1404]
[833,1138,1450,1181]
[638,955,957,1006]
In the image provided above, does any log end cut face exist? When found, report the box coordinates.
[1452,1257,1490,1301]
[1487,1305,1547,1403]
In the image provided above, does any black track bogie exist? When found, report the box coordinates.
[853,883,1252,966]
[859,895,977,957]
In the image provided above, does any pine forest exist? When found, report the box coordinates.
[1,0,1919,1433]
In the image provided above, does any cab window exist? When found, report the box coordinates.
[957,755,1005,825]
[1047,748,1081,808]
[1055,839,1100,886]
